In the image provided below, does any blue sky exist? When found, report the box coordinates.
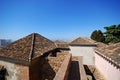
[0,0,120,41]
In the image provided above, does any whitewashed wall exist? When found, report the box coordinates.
[69,46,95,65]
[95,53,120,80]
[0,60,29,80]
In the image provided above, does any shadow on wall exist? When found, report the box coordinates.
[84,65,96,80]
[29,57,55,80]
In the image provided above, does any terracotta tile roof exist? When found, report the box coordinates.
[88,39,107,48]
[54,40,66,44]
[55,43,69,48]
[54,40,69,48]
[95,42,120,65]
[0,33,56,65]
[69,37,96,46]
[95,42,107,48]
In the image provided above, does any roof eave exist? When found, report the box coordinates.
[69,44,97,46]
[0,56,30,66]
[94,50,120,69]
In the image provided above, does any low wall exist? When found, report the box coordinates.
[68,56,87,80]
[95,51,120,80]
[30,57,54,80]
[53,53,71,80]
[48,52,68,73]
[77,56,87,80]
[30,52,70,80]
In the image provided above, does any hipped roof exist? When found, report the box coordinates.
[0,33,56,65]
[69,37,96,46]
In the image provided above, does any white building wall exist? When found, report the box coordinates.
[95,53,120,80]
[69,46,95,65]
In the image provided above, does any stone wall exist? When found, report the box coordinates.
[30,57,44,80]
[48,52,68,73]
[30,52,68,80]
[14,64,29,80]
[53,53,71,80]
[0,60,29,80]
[0,52,70,80]
[68,56,87,80]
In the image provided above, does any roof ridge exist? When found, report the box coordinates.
[69,37,80,43]
[70,37,87,43]
[82,38,93,43]
[0,33,57,65]
[29,33,35,62]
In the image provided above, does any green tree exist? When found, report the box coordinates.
[104,24,120,43]
[91,30,104,42]
[91,30,97,40]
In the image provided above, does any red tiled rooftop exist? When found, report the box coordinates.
[0,33,56,65]
[95,42,120,64]
[69,37,96,46]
